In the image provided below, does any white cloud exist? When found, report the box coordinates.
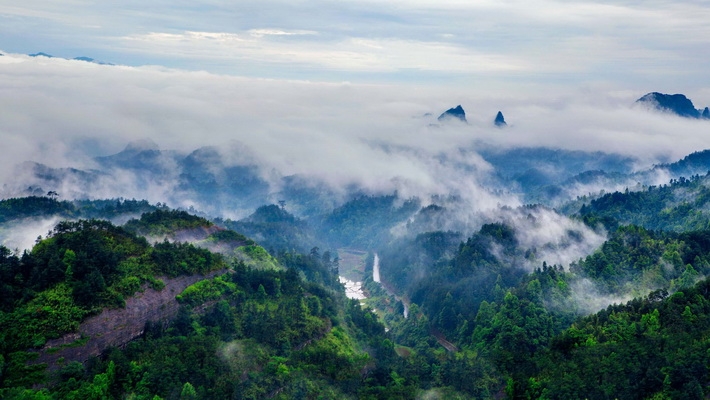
[120,30,526,74]
[248,29,317,37]
[1,52,710,216]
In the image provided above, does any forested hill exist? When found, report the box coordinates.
[522,276,710,399]
[0,197,158,223]
[578,173,710,232]
[0,209,421,399]
[5,166,710,398]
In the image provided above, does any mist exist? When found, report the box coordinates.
[0,217,63,252]
[2,52,710,220]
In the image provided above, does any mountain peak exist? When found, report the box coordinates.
[123,139,160,153]
[29,52,53,58]
[438,105,467,123]
[636,92,702,118]
[494,111,507,127]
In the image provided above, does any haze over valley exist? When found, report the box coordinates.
[3,1,710,398]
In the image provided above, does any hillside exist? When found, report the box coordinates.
[4,145,710,398]
[0,208,420,399]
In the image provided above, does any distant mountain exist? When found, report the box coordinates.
[27,52,112,65]
[479,146,636,183]
[494,111,507,127]
[636,92,709,119]
[655,149,710,177]
[73,56,114,65]
[95,140,178,174]
[438,105,467,122]
[219,204,319,252]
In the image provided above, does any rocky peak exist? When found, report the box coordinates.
[494,111,507,127]
[636,92,703,118]
[438,105,467,123]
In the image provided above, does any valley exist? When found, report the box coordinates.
[2,84,710,398]
[3,0,710,395]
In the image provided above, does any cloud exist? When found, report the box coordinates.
[0,217,62,252]
[547,278,633,316]
[1,52,710,219]
[247,29,317,37]
[121,30,526,74]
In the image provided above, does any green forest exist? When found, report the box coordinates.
[2,176,710,399]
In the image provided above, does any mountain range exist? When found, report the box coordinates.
[4,91,710,399]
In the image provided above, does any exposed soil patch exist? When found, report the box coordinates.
[32,269,227,371]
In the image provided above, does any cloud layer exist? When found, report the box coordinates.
[2,53,710,213]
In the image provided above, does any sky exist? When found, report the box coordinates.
[2,1,710,95]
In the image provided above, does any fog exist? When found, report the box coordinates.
[0,217,62,252]
[549,278,634,316]
[5,52,710,319]
[2,53,710,214]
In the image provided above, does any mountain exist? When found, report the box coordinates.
[27,52,113,65]
[494,111,507,127]
[438,105,467,122]
[218,204,318,252]
[0,209,416,399]
[73,56,114,65]
[6,156,710,398]
[94,140,170,171]
[636,92,708,118]
[657,149,710,177]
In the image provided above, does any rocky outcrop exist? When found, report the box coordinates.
[636,92,707,119]
[32,269,227,371]
[438,105,467,123]
[494,111,507,127]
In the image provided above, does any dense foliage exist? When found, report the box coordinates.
[5,175,710,399]
[319,194,420,248]
[0,218,226,392]
[123,209,214,237]
[0,211,426,399]
[0,197,157,224]
[579,174,710,232]
[218,204,318,253]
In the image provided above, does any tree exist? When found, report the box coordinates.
[180,382,197,400]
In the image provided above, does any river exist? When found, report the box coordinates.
[338,252,408,318]
[372,253,408,318]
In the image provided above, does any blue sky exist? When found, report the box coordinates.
[3,1,710,94]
